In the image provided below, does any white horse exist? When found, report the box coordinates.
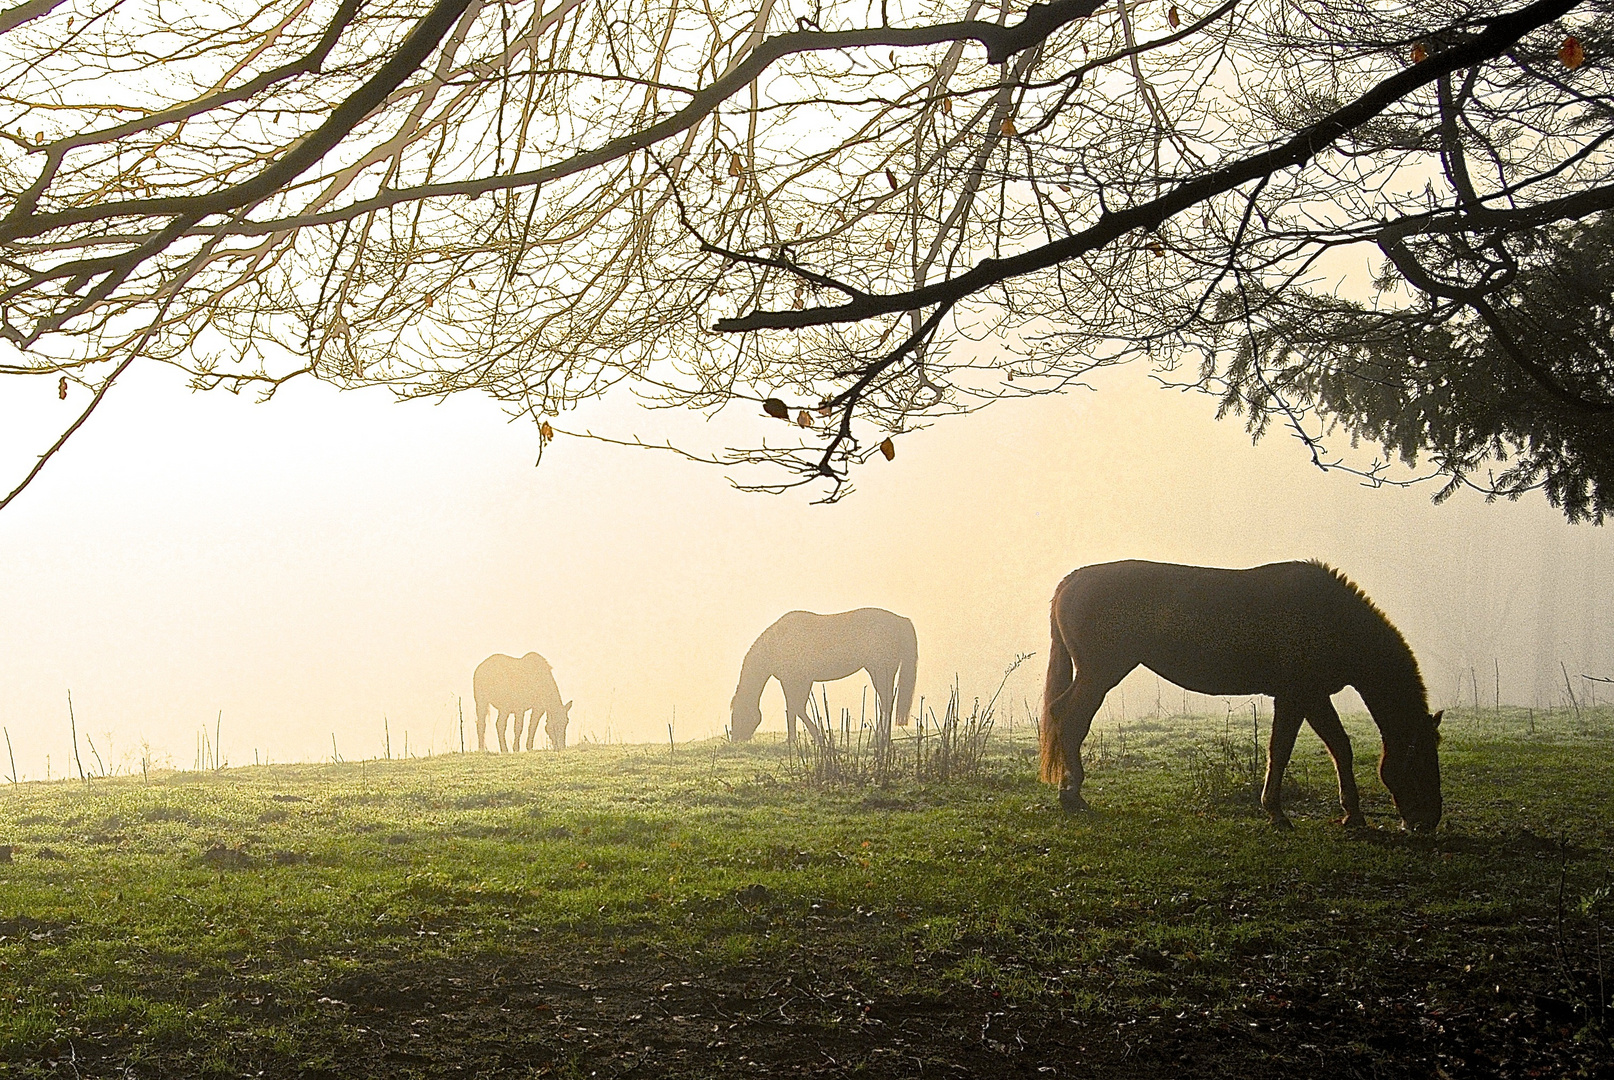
[472,652,573,752]
[730,608,918,745]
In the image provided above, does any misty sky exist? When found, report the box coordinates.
[1,356,1609,779]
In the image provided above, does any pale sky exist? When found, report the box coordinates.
[0,354,1608,779]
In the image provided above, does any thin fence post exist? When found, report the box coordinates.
[67,690,86,786]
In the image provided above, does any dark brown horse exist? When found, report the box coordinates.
[1040,560,1442,830]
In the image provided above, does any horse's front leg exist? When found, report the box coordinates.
[1304,697,1364,827]
[512,708,528,751]
[1261,697,1305,829]
[781,680,819,745]
[496,711,512,753]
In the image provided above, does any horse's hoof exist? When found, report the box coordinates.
[1058,790,1090,813]
[1269,816,1294,831]
[1341,813,1367,829]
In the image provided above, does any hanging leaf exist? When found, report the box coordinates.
[728,153,743,176]
[940,97,952,116]
[1411,42,1427,64]
[879,438,895,461]
[539,421,554,443]
[792,298,804,309]
[1168,5,1180,28]
[999,117,1017,136]
[884,240,896,252]
[762,398,789,420]
[1058,184,1070,192]
[885,168,899,191]
[34,131,43,145]
[797,410,814,428]
[57,376,66,400]
[1147,241,1166,257]
[1560,35,1586,69]
[794,221,803,236]
[817,403,832,417]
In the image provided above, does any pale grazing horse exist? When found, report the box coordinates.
[1041,560,1442,830]
[730,608,918,746]
[472,652,573,752]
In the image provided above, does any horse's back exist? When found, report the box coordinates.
[474,652,557,706]
[761,608,915,675]
[1052,560,1368,695]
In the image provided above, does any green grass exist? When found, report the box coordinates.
[1,709,1611,1078]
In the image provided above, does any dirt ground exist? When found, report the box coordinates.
[32,937,1605,1080]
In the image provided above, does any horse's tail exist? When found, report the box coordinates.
[894,618,918,727]
[471,679,489,750]
[1039,602,1073,785]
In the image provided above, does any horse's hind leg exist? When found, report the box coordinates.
[1304,697,1363,827]
[497,711,513,753]
[1047,678,1106,812]
[511,709,527,752]
[1261,697,1305,829]
[869,665,897,748]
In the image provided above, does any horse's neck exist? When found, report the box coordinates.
[1356,662,1425,733]
[735,645,776,705]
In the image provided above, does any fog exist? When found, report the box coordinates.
[0,358,1608,779]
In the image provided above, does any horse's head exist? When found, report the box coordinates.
[1378,709,1442,831]
[548,700,573,750]
[730,695,763,741]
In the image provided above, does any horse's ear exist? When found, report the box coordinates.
[1431,710,1443,729]
[563,700,574,711]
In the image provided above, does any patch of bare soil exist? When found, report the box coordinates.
[238,946,1611,1078]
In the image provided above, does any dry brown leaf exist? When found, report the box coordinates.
[1411,42,1427,64]
[797,411,813,428]
[879,438,895,461]
[885,168,899,191]
[1169,5,1181,28]
[728,153,743,176]
[1560,36,1586,69]
[1000,118,1017,136]
[539,421,554,443]
[57,376,66,400]
[762,398,789,420]
[884,240,896,252]
[940,97,952,116]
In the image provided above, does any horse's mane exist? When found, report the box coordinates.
[1306,560,1428,703]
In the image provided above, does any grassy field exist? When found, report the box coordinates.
[1,705,1611,1079]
